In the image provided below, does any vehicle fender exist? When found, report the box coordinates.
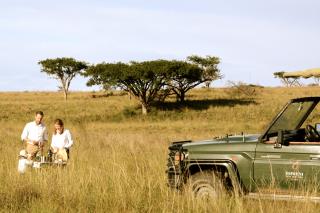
[186,160,243,193]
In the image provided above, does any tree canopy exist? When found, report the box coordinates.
[39,57,88,100]
[187,55,221,88]
[84,60,170,114]
[84,56,222,114]
[166,60,204,102]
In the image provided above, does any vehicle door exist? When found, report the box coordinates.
[254,98,320,190]
[254,140,320,189]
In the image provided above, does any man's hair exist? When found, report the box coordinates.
[35,111,44,116]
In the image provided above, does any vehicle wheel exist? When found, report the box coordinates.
[186,171,226,199]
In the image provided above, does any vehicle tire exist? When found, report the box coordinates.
[186,171,226,199]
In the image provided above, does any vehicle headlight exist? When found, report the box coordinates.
[174,152,185,165]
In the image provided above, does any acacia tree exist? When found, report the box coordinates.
[166,61,204,102]
[39,57,88,100]
[83,60,171,115]
[187,55,221,88]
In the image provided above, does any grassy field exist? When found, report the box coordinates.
[1,87,320,212]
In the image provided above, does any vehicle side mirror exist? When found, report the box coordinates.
[274,130,283,148]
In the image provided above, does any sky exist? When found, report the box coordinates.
[0,0,319,91]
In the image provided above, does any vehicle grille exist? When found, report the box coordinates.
[166,140,191,189]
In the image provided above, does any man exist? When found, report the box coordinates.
[21,111,48,160]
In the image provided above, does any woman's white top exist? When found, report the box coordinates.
[51,129,73,149]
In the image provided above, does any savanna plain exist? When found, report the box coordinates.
[1,87,320,213]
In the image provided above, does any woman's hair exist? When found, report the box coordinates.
[53,118,64,134]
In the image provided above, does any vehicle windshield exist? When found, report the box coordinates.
[268,100,316,134]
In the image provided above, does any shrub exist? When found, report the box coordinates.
[226,81,261,99]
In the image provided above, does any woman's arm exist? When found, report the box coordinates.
[65,130,74,148]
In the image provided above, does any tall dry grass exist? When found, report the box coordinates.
[1,87,320,212]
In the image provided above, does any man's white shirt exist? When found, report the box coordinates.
[21,121,48,143]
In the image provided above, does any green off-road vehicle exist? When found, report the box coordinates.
[167,97,320,201]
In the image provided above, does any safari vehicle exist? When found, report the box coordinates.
[167,97,320,201]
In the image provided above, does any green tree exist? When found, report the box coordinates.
[38,57,88,100]
[84,60,170,115]
[187,55,221,88]
[166,61,204,102]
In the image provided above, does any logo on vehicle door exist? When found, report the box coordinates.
[285,161,303,180]
[292,161,300,170]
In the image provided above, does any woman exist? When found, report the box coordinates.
[50,119,73,162]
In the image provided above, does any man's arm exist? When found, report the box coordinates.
[38,127,48,148]
[43,127,48,142]
[21,123,29,143]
